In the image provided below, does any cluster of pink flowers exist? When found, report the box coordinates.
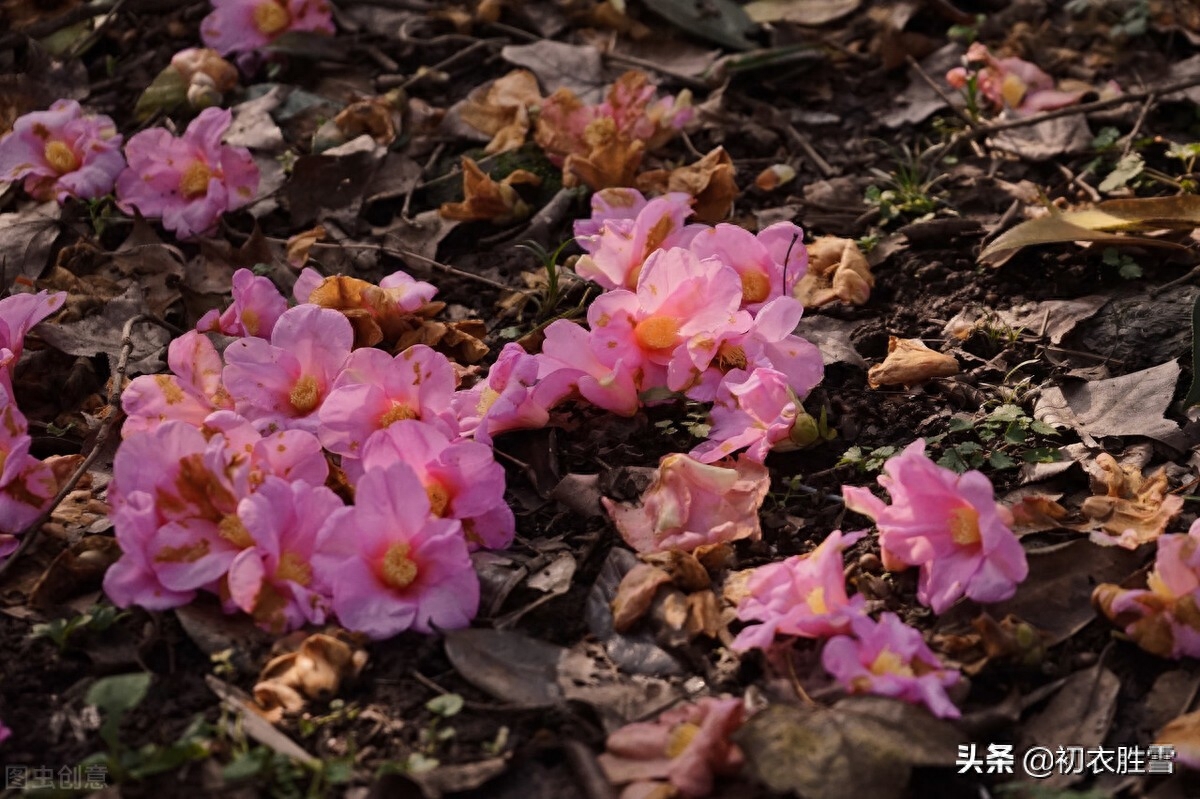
[201,0,334,67]
[108,269,521,638]
[0,292,68,555]
[2,101,259,240]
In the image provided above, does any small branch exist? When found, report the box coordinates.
[1121,93,1156,158]
[906,54,979,131]
[0,314,144,580]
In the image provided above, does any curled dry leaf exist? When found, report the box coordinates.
[254,631,369,722]
[611,551,718,637]
[439,157,542,225]
[563,121,646,190]
[1157,708,1200,770]
[867,337,959,389]
[754,163,795,192]
[394,317,490,365]
[638,147,738,225]
[323,93,405,149]
[612,563,673,633]
[459,69,543,154]
[795,236,873,308]
[1082,453,1183,548]
[286,225,325,269]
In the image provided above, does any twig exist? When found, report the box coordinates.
[981,198,1022,247]
[784,123,836,178]
[1151,264,1200,297]
[397,39,491,92]
[0,314,145,581]
[1121,93,1156,158]
[1055,163,1101,203]
[906,54,978,131]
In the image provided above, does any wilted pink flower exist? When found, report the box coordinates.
[946,42,1107,116]
[197,268,288,338]
[358,420,514,550]
[574,192,699,291]
[0,389,56,544]
[0,291,67,396]
[314,463,478,638]
[227,476,343,633]
[223,304,352,433]
[604,453,770,553]
[103,491,196,610]
[589,247,744,391]
[454,343,570,443]
[0,100,124,203]
[1094,520,1200,659]
[822,612,961,719]
[122,330,234,435]
[689,222,807,312]
[691,368,799,463]
[318,345,457,458]
[732,530,866,651]
[537,319,641,417]
[598,697,745,799]
[201,0,334,60]
[380,269,438,312]
[842,439,1028,614]
[116,107,259,239]
[677,296,823,403]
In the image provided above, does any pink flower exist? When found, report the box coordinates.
[315,463,478,638]
[227,476,343,633]
[691,368,799,463]
[842,440,1028,614]
[689,222,806,312]
[103,491,196,610]
[318,344,457,458]
[0,100,124,203]
[946,42,1096,116]
[822,612,961,719]
[116,107,259,239]
[197,268,288,338]
[293,267,324,303]
[573,187,655,241]
[598,697,745,799]
[732,530,866,651]
[677,296,823,403]
[379,269,438,312]
[223,304,353,433]
[1094,520,1200,659]
[574,192,699,291]
[537,319,641,416]
[0,291,67,396]
[588,247,744,390]
[604,453,770,554]
[121,330,234,435]
[358,420,514,551]
[453,343,570,443]
[201,0,334,59]
[0,389,56,543]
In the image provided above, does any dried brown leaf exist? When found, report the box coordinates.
[612,564,674,633]
[439,157,541,224]
[459,69,543,154]
[253,631,368,721]
[639,147,737,224]
[867,337,959,389]
[286,225,325,269]
[1081,453,1183,548]
[795,235,874,308]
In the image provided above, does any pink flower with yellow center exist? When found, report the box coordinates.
[0,290,66,397]
[200,0,334,59]
[0,100,124,203]
[946,42,1106,116]
[536,319,641,417]
[314,463,478,638]
[453,343,572,444]
[121,330,234,436]
[358,420,514,551]
[116,107,259,240]
[732,530,866,651]
[226,476,343,633]
[317,344,458,459]
[689,221,807,312]
[197,268,288,338]
[690,367,801,463]
[842,439,1027,614]
[223,304,352,434]
[573,191,699,291]
[822,612,961,719]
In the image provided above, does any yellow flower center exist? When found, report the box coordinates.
[380,542,418,590]
[218,514,254,549]
[805,586,828,615]
[715,342,747,371]
[476,386,501,416]
[253,0,292,35]
[426,481,451,517]
[275,551,312,586]
[740,271,771,304]
[180,161,213,199]
[869,648,914,678]
[948,506,982,547]
[1000,73,1027,108]
[378,402,418,428]
[43,140,79,174]
[241,308,261,336]
[289,375,321,414]
[633,315,680,351]
[665,723,701,758]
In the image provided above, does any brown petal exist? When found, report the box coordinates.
[867,336,959,388]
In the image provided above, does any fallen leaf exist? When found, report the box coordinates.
[1033,361,1181,446]
[744,0,860,26]
[611,563,674,633]
[285,225,325,268]
[794,315,867,367]
[1157,708,1200,770]
[867,336,959,388]
[795,235,874,307]
[439,156,542,224]
[1016,664,1120,788]
[501,41,605,102]
[29,536,119,609]
[254,631,369,722]
[735,699,965,799]
[987,114,1094,163]
[1081,453,1183,548]
[444,628,566,708]
[585,548,686,676]
[641,0,757,51]
[638,147,738,224]
[457,69,543,153]
[979,195,1200,266]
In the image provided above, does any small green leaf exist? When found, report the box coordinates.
[1004,421,1028,445]
[426,693,465,718]
[947,416,974,432]
[1029,421,1059,436]
[1021,447,1062,463]
[988,404,1024,423]
[1098,153,1145,193]
[87,672,152,751]
[988,451,1017,469]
